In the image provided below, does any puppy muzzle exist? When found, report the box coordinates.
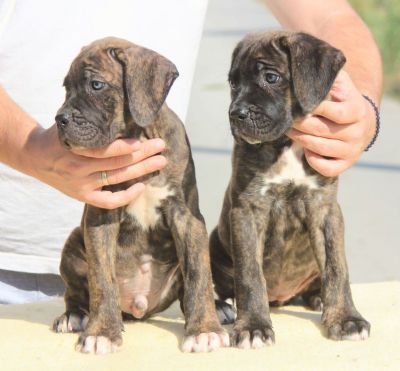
[229,107,270,144]
[56,110,109,149]
[229,106,292,144]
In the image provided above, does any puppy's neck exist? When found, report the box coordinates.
[237,135,292,154]
[233,136,288,175]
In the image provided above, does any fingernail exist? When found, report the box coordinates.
[130,141,142,151]
[153,138,166,150]
[122,138,141,150]
[158,155,168,167]
[134,182,146,192]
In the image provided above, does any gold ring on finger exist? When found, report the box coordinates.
[101,170,109,186]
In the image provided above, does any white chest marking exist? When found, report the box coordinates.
[126,185,174,230]
[261,143,318,195]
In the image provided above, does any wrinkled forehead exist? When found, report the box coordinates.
[64,37,139,86]
[230,33,290,74]
[65,46,117,85]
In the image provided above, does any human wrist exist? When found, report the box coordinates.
[0,118,43,177]
[21,124,52,180]
[0,86,44,176]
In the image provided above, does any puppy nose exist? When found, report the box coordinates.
[56,113,70,128]
[230,107,249,121]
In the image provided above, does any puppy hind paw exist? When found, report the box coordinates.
[181,331,230,353]
[307,295,323,312]
[76,334,122,354]
[53,312,89,333]
[231,325,275,349]
[327,317,370,341]
[215,299,236,325]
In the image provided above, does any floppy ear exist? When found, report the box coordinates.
[282,32,346,114]
[112,46,179,127]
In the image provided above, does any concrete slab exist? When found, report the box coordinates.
[0,282,399,370]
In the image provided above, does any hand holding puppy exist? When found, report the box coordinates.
[26,124,167,209]
[288,68,377,177]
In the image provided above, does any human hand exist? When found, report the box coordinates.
[287,70,377,177]
[27,124,167,209]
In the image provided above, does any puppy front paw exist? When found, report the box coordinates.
[74,315,124,354]
[53,311,89,333]
[231,318,275,349]
[181,330,230,353]
[327,318,370,341]
[76,333,122,354]
[324,310,370,341]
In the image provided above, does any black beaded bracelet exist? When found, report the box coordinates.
[362,94,380,151]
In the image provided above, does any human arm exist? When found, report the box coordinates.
[265,0,383,176]
[0,86,166,208]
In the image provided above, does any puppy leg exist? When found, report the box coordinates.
[53,227,89,333]
[168,204,229,352]
[209,228,236,325]
[76,208,123,354]
[230,207,275,349]
[310,203,370,340]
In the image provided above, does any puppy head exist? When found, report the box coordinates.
[56,37,178,149]
[228,31,346,144]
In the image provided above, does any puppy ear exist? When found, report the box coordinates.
[282,32,346,114]
[112,46,179,127]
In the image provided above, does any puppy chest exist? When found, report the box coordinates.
[125,185,174,230]
[261,143,319,195]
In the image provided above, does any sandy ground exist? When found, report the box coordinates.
[0,282,399,370]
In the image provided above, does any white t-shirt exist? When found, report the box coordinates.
[0,0,208,274]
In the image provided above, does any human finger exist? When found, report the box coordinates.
[95,155,167,187]
[85,182,146,209]
[287,128,350,159]
[292,115,354,141]
[303,149,350,177]
[328,70,351,102]
[91,138,166,173]
[71,138,143,158]
[313,98,365,125]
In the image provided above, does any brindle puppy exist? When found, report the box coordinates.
[52,37,228,354]
[210,31,370,348]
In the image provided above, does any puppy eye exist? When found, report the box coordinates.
[265,73,280,84]
[90,80,105,91]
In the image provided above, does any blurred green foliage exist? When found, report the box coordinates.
[350,0,400,98]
